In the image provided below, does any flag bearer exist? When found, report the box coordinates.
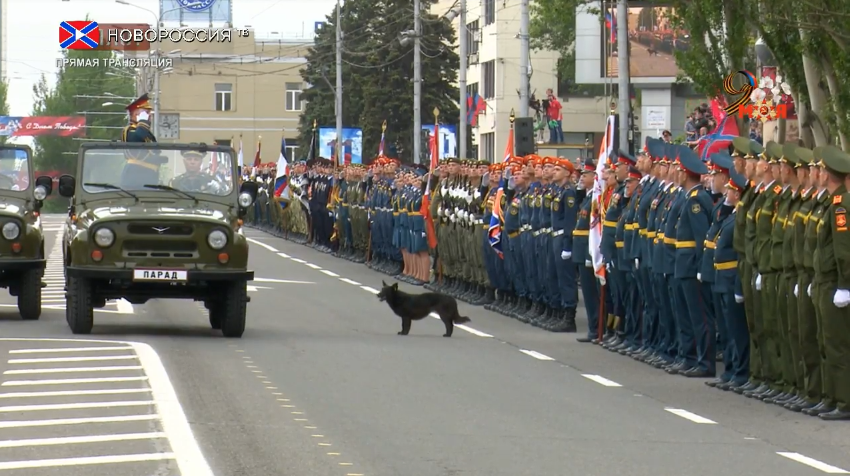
[575,159,600,342]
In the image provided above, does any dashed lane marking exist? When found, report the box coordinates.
[277,252,291,258]
[246,237,278,252]
[304,263,322,269]
[582,374,623,387]
[339,278,361,286]
[320,270,339,277]
[664,408,718,424]
[519,350,555,361]
[776,452,850,474]
[427,313,493,337]
[360,286,379,294]
[290,258,306,264]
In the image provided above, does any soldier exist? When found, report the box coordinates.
[523,156,549,323]
[120,93,164,189]
[646,145,676,365]
[471,160,494,305]
[409,166,431,284]
[601,151,631,350]
[546,157,578,332]
[437,158,461,292]
[616,164,641,350]
[170,148,225,193]
[499,158,529,317]
[513,157,540,322]
[483,165,506,311]
[574,159,599,342]
[809,145,850,420]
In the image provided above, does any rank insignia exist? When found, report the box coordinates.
[834,195,843,204]
[837,213,847,228]
[773,185,782,194]
[691,203,701,214]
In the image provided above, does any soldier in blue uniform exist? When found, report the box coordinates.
[533,157,559,327]
[603,151,634,352]
[575,159,601,342]
[711,172,751,389]
[501,159,530,317]
[546,158,578,332]
[660,147,688,372]
[120,94,163,189]
[615,164,641,352]
[671,146,715,378]
[514,157,539,321]
[483,164,508,311]
[646,144,676,365]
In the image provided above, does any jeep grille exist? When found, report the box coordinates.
[122,240,198,259]
[127,224,194,236]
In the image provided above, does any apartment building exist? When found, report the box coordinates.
[432,0,608,162]
[147,31,309,164]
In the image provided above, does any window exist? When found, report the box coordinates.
[286,83,303,112]
[214,139,232,147]
[483,0,495,25]
[481,132,495,162]
[285,145,299,160]
[482,61,495,99]
[466,82,479,100]
[215,83,232,111]
[466,20,479,55]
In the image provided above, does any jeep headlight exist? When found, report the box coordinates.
[93,228,115,247]
[2,222,19,240]
[33,185,48,201]
[238,192,253,208]
[207,229,227,250]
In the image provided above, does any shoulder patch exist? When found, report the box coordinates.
[691,203,701,214]
[773,185,782,194]
[836,213,846,228]
[690,189,698,198]
[567,196,575,207]
[836,207,847,214]
[834,195,843,204]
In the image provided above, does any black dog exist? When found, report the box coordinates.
[376,281,470,337]
[647,47,658,56]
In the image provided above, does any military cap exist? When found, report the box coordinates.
[749,140,764,158]
[476,160,489,167]
[647,138,665,162]
[727,171,748,193]
[181,149,204,160]
[731,137,750,158]
[554,158,575,172]
[796,147,814,167]
[445,157,460,164]
[581,158,596,174]
[126,93,153,113]
[780,143,800,167]
[820,145,850,174]
[617,149,636,166]
[764,141,783,163]
[662,143,677,164]
[625,166,642,181]
[813,146,825,168]
[709,152,733,175]
[677,146,708,176]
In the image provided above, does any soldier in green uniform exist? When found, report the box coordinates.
[433,158,460,292]
[168,149,225,193]
[469,160,493,304]
[808,146,850,420]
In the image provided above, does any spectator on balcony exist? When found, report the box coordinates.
[546,88,564,144]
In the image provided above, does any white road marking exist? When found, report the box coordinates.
[1,376,148,386]
[253,277,314,284]
[321,269,340,277]
[339,278,361,285]
[0,400,154,412]
[0,388,152,399]
[0,452,176,470]
[116,298,134,314]
[4,366,143,375]
[277,252,290,258]
[582,374,623,387]
[664,408,717,424]
[519,349,555,361]
[777,452,849,474]
[246,237,278,252]
[360,286,379,294]
[426,313,492,337]
[305,263,321,269]
[0,432,166,449]
[0,414,160,429]
[9,346,131,354]
[8,355,137,364]
[290,258,306,263]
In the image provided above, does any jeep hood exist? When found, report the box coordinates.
[79,204,233,226]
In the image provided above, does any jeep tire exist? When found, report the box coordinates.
[66,276,94,334]
[209,305,223,330]
[219,281,247,338]
[18,269,42,320]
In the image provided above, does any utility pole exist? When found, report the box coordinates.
[335,0,344,166]
[153,59,160,137]
[518,0,530,117]
[413,0,422,164]
[616,0,630,151]
[458,0,467,160]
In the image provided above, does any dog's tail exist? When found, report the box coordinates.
[454,315,471,324]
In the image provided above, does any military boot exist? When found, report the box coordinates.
[512,298,533,321]
[492,292,509,313]
[475,286,495,306]
[561,307,578,333]
[539,308,561,330]
[461,282,477,303]
[501,294,519,316]
[523,301,546,324]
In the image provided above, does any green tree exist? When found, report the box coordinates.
[32,48,135,175]
[0,79,9,145]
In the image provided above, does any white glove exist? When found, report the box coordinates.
[137,110,150,121]
[734,294,744,303]
[794,284,799,297]
[755,274,762,291]
[585,259,592,267]
[606,262,612,272]
[421,232,426,237]
[329,211,334,217]
[634,258,639,269]
[833,289,850,308]
[465,194,473,204]
[697,273,702,282]
[807,284,812,297]
[450,214,456,222]
[437,208,443,217]
[454,207,460,215]
[561,251,571,260]
[597,275,607,286]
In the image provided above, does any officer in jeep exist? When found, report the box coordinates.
[120,93,167,188]
[170,148,224,193]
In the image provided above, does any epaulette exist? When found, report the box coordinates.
[689,189,698,198]
[834,195,842,204]
[773,184,782,194]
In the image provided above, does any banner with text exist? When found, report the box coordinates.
[0,117,86,137]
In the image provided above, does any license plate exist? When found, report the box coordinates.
[132,269,188,281]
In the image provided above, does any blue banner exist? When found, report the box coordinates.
[318,127,363,165]
[422,124,457,160]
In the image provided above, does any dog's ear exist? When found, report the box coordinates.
[392,282,399,290]
[382,280,388,287]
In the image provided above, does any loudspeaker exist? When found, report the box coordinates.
[514,117,535,156]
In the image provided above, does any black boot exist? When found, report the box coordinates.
[562,307,578,333]
[476,286,495,306]
[526,302,547,325]
[484,290,500,311]
[540,308,561,330]
[494,292,511,314]
[463,283,479,303]
[513,298,533,321]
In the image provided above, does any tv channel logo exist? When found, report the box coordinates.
[59,21,99,50]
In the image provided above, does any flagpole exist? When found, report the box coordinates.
[311,119,318,161]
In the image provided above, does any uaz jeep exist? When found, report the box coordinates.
[0,145,53,320]
[59,142,258,337]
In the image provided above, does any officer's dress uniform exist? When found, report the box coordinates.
[647,170,674,363]
[632,151,661,356]
[573,162,599,341]
[501,184,526,317]
[482,176,506,308]
[518,179,542,321]
[120,94,162,189]
[548,159,579,332]
[660,176,687,370]
[601,177,626,332]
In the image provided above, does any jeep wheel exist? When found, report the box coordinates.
[209,305,223,330]
[66,276,94,334]
[18,269,42,320]
[219,281,248,338]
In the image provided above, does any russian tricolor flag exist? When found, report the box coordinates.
[273,137,290,207]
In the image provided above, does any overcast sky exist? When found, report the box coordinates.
[5,0,336,117]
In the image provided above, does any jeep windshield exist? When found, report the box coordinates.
[0,147,31,192]
[80,146,235,197]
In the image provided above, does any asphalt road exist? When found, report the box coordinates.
[0,213,847,475]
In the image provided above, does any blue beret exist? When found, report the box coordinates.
[728,171,748,192]
[678,146,708,175]
[709,152,733,174]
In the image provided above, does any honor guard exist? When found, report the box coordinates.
[616,163,641,349]
[601,150,632,350]
[120,94,165,189]
[574,159,601,342]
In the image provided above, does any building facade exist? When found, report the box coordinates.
[432,0,608,162]
[148,31,309,164]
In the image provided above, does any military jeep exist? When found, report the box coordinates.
[58,142,258,337]
[0,146,53,320]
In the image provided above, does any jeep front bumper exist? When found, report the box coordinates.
[0,259,47,271]
[65,267,254,281]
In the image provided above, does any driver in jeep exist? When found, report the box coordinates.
[170,149,224,194]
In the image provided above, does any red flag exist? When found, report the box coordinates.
[420,123,439,249]
[253,139,262,168]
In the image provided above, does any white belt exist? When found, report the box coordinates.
[543,227,552,233]
[552,229,564,236]
[476,219,484,225]
[532,229,542,237]
[521,224,531,231]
